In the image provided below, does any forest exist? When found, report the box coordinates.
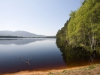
[56,0,100,52]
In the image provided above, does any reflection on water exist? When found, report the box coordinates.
[56,39,100,68]
[0,38,45,45]
[0,38,66,74]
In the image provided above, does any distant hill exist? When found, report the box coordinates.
[0,31,45,37]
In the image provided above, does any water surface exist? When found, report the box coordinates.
[0,38,100,74]
[0,38,66,74]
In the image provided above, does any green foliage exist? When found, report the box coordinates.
[56,0,100,50]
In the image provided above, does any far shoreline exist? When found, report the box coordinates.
[0,35,56,38]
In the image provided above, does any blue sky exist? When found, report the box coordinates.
[0,0,83,36]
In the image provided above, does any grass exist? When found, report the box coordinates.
[62,70,67,73]
[48,72,53,75]
[88,65,96,70]
[87,64,99,70]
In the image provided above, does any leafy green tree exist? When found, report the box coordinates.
[56,0,100,51]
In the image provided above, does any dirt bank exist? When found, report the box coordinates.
[3,64,100,75]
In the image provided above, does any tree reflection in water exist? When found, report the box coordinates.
[56,39,100,68]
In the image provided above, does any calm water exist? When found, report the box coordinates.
[0,38,100,74]
[0,38,66,74]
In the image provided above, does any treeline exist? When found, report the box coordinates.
[56,0,100,51]
[45,36,56,38]
[0,36,56,38]
[0,36,23,38]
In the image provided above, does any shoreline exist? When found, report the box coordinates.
[3,64,96,75]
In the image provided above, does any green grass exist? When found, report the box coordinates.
[62,70,67,73]
[48,72,53,75]
[88,65,97,70]
[88,65,95,70]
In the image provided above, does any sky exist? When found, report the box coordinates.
[0,0,83,36]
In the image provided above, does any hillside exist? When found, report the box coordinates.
[0,31,44,37]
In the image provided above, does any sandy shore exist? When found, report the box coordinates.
[2,64,100,75]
